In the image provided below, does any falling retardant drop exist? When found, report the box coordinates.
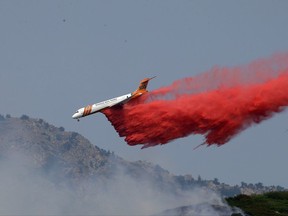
[102,53,288,149]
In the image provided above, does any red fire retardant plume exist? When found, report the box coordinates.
[103,53,288,149]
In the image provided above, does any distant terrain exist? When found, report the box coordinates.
[0,114,286,215]
[227,191,288,216]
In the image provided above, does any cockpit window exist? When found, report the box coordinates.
[76,111,79,113]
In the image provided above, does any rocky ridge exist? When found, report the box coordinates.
[0,114,285,197]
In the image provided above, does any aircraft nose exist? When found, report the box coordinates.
[72,113,80,119]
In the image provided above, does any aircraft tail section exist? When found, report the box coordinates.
[132,76,156,98]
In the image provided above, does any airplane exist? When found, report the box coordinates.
[72,76,156,121]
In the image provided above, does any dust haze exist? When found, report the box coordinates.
[0,150,235,215]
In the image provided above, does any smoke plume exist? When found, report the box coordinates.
[0,152,235,215]
[103,53,288,148]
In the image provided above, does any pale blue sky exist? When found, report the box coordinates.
[1,0,288,187]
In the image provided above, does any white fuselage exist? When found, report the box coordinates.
[72,93,132,120]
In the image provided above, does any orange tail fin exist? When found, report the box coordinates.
[132,76,156,97]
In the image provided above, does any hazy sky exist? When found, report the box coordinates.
[1,0,288,187]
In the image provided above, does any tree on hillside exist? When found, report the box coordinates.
[20,115,30,120]
[59,126,65,132]
[213,178,220,185]
[255,182,264,189]
[241,182,248,187]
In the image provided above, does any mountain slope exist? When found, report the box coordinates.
[0,115,285,193]
[0,114,285,215]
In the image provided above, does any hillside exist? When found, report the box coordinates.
[0,115,181,190]
[226,191,288,216]
[0,114,286,215]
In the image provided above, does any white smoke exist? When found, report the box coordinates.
[0,151,240,215]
